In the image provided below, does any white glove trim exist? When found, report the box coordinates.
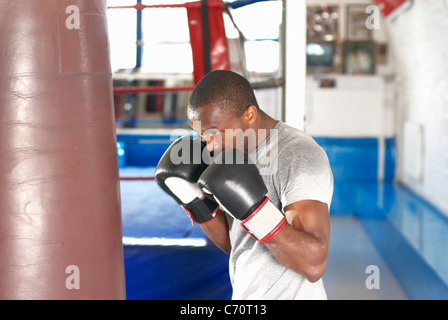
[164,177,203,204]
[241,197,286,243]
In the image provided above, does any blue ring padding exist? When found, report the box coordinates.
[116,119,189,126]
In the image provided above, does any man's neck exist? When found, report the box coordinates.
[249,112,278,151]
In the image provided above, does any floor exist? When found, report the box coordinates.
[323,216,408,300]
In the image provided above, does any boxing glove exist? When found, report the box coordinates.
[155,136,218,224]
[198,149,286,242]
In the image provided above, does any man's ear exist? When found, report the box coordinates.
[242,105,257,126]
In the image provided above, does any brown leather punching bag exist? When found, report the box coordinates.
[0,0,126,299]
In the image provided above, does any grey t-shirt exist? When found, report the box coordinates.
[225,121,334,300]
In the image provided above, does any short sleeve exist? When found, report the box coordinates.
[277,141,334,209]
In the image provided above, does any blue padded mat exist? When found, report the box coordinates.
[120,167,204,239]
[119,166,232,300]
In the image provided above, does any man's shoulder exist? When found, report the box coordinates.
[275,121,323,156]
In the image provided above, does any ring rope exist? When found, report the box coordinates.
[107,2,223,11]
[108,3,192,10]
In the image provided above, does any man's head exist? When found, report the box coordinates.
[187,70,263,155]
[188,69,259,117]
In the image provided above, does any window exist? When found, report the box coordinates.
[226,0,283,74]
[107,8,137,70]
[107,0,194,74]
[107,0,283,75]
[141,8,193,73]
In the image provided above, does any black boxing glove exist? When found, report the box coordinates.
[155,136,218,225]
[198,149,286,242]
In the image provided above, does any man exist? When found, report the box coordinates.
[156,70,333,299]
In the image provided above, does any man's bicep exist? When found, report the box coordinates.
[283,200,330,245]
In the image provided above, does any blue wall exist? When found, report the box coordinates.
[117,135,396,181]
[117,133,177,167]
[313,137,396,215]
[314,137,396,182]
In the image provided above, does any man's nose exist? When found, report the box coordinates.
[205,136,224,155]
[206,138,217,153]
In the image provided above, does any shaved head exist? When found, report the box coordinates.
[187,70,259,118]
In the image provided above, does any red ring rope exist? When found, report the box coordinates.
[107,2,223,10]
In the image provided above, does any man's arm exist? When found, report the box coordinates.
[197,148,332,281]
[200,208,231,254]
[264,199,330,283]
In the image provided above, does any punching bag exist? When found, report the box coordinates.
[0,0,126,299]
